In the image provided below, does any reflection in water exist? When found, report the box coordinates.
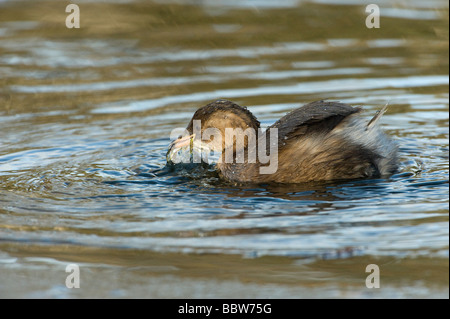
[0,0,448,298]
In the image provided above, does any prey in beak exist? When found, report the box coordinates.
[166,134,195,164]
[166,134,221,165]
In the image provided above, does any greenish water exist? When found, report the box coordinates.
[0,0,448,298]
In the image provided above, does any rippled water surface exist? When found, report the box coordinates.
[0,0,448,298]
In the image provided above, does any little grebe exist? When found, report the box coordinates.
[167,99,398,183]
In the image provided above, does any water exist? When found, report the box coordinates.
[0,0,448,298]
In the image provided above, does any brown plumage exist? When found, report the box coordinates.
[167,99,398,184]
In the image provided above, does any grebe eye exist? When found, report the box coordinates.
[177,135,182,139]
